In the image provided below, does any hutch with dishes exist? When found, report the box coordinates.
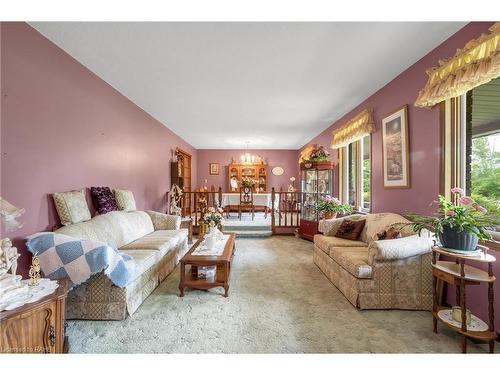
[296,161,336,240]
[227,162,268,193]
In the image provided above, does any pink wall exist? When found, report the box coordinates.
[197,149,298,191]
[0,22,197,276]
[300,22,499,331]
[301,22,495,216]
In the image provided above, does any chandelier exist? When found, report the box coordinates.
[240,141,259,164]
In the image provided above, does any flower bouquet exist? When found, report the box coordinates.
[241,177,256,188]
[405,188,499,251]
[317,195,353,219]
[202,207,224,228]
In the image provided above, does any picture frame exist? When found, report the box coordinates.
[381,105,410,189]
[209,163,219,175]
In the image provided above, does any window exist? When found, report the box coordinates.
[340,135,371,212]
[442,76,500,245]
[361,135,371,211]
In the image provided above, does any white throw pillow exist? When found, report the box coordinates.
[52,189,91,226]
[113,189,137,211]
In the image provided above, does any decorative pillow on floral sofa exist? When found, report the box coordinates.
[113,189,137,211]
[91,186,119,214]
[53,189,91,226]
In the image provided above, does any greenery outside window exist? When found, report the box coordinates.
[441,77,500,247]
[340,135,371,212]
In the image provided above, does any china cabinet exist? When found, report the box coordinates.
[227,163,268,193]
[296,161,336,240]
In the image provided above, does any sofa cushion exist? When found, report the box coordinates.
[91,186,119,214]
[119,229,188,257]
[314,234,367,253]
[55,211,154,249]
[119,249,158,280]
[53,189,91,226]
[329,246,372,279]
[363,213,412,243]
[335,219,366,240]
[368,234,433,263]
[114,189,137,211]
[319,214,364,236]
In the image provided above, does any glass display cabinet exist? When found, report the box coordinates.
[297,161,336,240]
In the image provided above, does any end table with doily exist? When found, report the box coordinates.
[431,245,497,353]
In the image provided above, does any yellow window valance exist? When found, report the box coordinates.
[330,109,375,149]
[415,22,500,107]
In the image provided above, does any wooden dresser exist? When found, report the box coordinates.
[0,279,69,354]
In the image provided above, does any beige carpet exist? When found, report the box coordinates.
[66,236,498,353]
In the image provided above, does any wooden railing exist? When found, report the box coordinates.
[166,186,302,235]
[166,186,223,232]
[271,188,301,235]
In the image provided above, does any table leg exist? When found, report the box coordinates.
[224,263,229,297]
[460,260,467,354]
[432,274,438,333]
[488,270,495,353]
[179,262,185,297]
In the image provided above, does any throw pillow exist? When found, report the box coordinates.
[334,219,366,241]
[113,189,137,211]
[376,226,401,240]
[91,186,119,214]
[52,189,91,226]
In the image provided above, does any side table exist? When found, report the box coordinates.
[0,279,69,353]
[180,217,193,244]
[431,246,496,353]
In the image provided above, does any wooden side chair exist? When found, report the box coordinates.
[239,186,255,220]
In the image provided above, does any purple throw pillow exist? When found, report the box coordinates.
[91,186,119,214]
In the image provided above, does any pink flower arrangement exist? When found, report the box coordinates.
[451,187,465,196]
[458,195,474,205]
[405,188,498,242]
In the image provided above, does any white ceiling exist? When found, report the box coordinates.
[31,22,466,149]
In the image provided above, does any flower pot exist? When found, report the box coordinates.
[438,225,479,251]
[323,211,337,220]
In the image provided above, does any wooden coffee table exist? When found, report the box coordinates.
[179,233,236,297]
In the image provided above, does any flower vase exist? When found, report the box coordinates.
[205,228,218,249]
[439,225,479,251]
[324,211,337,220]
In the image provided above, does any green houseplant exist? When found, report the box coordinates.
[317,195,353,219]
[307,145,330,163]
[405,188,499,251]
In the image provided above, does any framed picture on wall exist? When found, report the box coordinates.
[209,163,219,175]
[381,104,410,188]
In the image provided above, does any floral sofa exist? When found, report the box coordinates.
[55,210,188,320]
[314,213,434,310]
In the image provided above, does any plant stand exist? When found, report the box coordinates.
[432,245,497,353]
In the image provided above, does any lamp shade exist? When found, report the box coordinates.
[0,197,25,233]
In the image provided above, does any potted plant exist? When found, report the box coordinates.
[308,146,330,163]
[405,188,499,251]
[201,207,224,236]
[317,195,353,219]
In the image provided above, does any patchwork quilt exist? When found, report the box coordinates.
[26,232,136,289]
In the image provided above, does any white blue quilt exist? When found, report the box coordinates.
[26,232,136,289]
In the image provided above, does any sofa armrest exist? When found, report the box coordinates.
[368,234,433,263]
[319,214,364,236]
[145,211,181,230]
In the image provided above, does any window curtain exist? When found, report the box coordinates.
[415,22,500,108]
[330,109,375,149]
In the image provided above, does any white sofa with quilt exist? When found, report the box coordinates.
[55,210,188,320]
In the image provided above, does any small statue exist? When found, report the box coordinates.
[0,238,20,276]
[169,184,183,216]
[28,253,41,287]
